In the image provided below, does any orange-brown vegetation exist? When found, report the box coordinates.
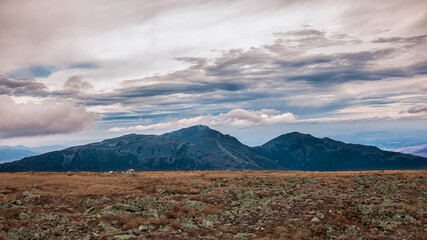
[202,205,221,215]
[166,204,198,219]
[170,220,182,231]
[0,170,426,239]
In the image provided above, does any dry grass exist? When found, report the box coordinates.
[0,170,426,239]
[166,204,198,219]
[0,208,20,219]
[170,220,182,231]
[149,217,168,226]
[0,170,424,201]
[202,205,222,215]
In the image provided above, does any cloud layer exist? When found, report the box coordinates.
[0,95,97,138]
[109,109,296,132]
[0,0,426,144]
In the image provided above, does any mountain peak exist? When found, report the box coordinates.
[183,124,212,131]
[267,132,315,143]
[163,125,221,141]
[281,132,311,137]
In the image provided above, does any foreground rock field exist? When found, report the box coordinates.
[0,170,426,239]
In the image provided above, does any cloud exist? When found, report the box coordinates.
[2,25,426,130]
[79,27,422,107]
[1,0,427,137]
[64,75,94,93]
[372,34,427,46]
[108,108,297,132]
[0,75,48,96]
[0,95,97,138]
[406,105,427,114]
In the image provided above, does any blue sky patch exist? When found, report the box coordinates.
[11,65,57,78]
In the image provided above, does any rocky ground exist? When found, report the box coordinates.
[0,170,426,239]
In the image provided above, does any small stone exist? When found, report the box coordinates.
[35,213,60,221]
[11,200,22,206]
[202,219,213,228]
[347,225,360,233]
[234,232,257,239]
[22,191,39,200]
[18,212,29,220]
[98,222,120,233]
[112,235,135,240]
[83,207,97,215]
[185,200,207,211]
[7,228,22,240]
[311,216,320,222]
[123,169,135,176]
[102,204,140,216]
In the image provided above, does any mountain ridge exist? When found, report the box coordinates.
[0,125,426,172]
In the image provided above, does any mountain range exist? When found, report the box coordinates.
[0,125,426,172]
[330,130,427,150]
[0,145,66,163]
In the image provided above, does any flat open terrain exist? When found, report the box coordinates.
[0,170,426,239]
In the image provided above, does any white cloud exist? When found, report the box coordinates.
[108,103,427,133]
[0,95,97,138]
[108,108,297,132]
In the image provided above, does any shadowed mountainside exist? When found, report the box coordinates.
[253,132,427,171]
[0,125,283,172]
[0,125,426,172]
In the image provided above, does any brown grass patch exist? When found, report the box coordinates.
[166,204,198,219]
[202,205,221,215]
[170,220,182,231]
[149,217,168,226]
[0,207,21,219]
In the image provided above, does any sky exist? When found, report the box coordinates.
[0,0,426,147]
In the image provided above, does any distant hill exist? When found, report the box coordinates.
[330,130,427,149]
[411,146,427,158]
[0,145,66,163]
[398,145,427,158]
[0,125,426,172]
[0,148,38,163]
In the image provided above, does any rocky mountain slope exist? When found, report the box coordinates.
[0,125,283,172]
[253,132,427,171]
[0,125,425,172]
